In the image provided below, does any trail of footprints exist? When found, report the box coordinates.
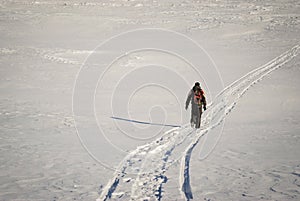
[99,44,300,201]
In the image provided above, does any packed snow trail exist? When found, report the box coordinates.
[180,44,300,200]
[98,44,299,201]
[99,127,200,200]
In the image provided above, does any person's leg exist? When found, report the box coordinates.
[195,116,200,128]
[196,108,202,129]
[191,105,197,128]
[196,114,202,128]
[190,108,194,127]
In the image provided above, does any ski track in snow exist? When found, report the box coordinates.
[98,44,300,201]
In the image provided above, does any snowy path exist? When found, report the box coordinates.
[180,44,300,200]
[99,126,199,200]
[98,44,299,201]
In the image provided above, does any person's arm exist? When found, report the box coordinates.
[202,95,207,111]
[185,90,193,110]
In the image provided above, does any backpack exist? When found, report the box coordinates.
[193,88,204,105]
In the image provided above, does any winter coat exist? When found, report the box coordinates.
[185,87,207,113]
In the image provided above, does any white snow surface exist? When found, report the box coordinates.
[1,0,300,201]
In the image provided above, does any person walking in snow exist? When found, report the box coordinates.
[185,82,207,129]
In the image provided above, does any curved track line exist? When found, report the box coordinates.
[179,44,300,200]
[98,44,299,201]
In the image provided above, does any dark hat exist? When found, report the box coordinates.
[195,82,200,87]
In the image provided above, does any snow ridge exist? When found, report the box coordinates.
[98,44,299,201]
[99,127,197,200]
[130,128,196,200]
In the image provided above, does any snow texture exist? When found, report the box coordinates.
[1,0,300,201]
[99,45,300,200]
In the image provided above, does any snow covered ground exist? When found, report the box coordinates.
[1,0,300,201]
